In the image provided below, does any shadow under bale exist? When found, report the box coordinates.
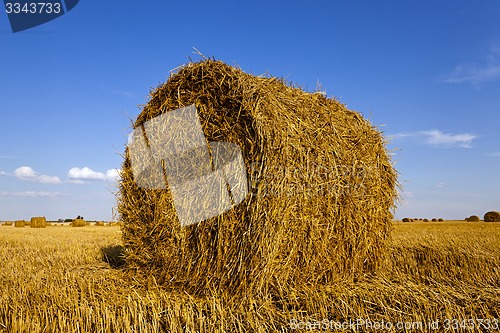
[101,245,126,268]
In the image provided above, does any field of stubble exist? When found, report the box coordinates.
[0,221,498,332]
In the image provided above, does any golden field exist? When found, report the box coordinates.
[0,221,498,332]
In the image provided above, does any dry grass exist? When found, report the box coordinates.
[0,221,498,332]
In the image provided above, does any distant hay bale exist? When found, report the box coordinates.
[431,218,437,222]
[484,211,500,222]
[402,218,410,222]
[95,221,105,226]
[3,221,13,226]
[118,59,398,295]
[423,218,429,222]
[438,218,444,222]
[71,218,86,227]
[14,220,26,227]
[30,216,47,228]
[467,215,480,222]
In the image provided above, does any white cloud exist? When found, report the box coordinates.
[436,182,445,188]
[444,44,500,86]
[388,129,476,148]
[0,171,9,176]
[68,167,119,182]
[0,191,64,198]
[14,166,62,184]
[388,133,414,140]
[420,130,476,148]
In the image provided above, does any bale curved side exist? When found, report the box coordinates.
[71,219,86,227]
[118,60,398,295]
[31,216,47,228]
[14,220,25,227]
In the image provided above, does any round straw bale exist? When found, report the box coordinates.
[431,218,437,222]
[467,215,480,222]
[484,211,500,222]
[71,218,86,227]
[118,60,399,294]
[402,218,410,222]
[423,218,429,222]
[438,218,443,222]
[95,221,105,226]
[14,220,26,227]
[3,221,13,226]
[30,216,47,228]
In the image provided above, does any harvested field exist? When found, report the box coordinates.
[0,221,498,332]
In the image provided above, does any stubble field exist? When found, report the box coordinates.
[0,221,498,332]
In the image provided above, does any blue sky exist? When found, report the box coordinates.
[0,0,499,221]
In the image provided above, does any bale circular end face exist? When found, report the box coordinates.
[484,211,500,222]
[118,60,399,294]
